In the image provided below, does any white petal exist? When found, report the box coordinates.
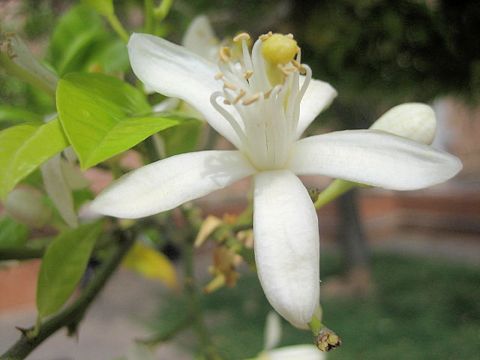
[370,103,436,145]
[290,130,462,190]
[182,15,218,61]
[254,171,319,329]
[264,312,282,351]
[267,345,325,360]
[296,78,337,138]
[152,97,181,113]
[41,155,78,228]
[91,151,254,218]
[128,34,241,147]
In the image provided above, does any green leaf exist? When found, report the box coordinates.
[0,119,69,199]
[0,217,29,249]
[36,222,102,318]
[0,105,43,125]
[82,0,114,16]
[47,5,105,75]
[57,73,182,168]
[163,119,203,156]
[88,39,129,73]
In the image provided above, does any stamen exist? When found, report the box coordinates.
[242,93,261,105]
[219,47,231,62]
[286,33,294,39]
[233,32,251,42]
[259,31,273,41]
[233,89,246,104]
[297,64,312,102]
[223,81,238,91]
[214,72,224,80]
[210,92,248,145]
[264,88,273,99]
[277,63,296,76]
[223,99,232,105]
[244,70,253,80]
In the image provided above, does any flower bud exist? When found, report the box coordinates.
[4,187,51,227]
[315,327,342,352]
[370,103,436,145]
[265,345,325,360]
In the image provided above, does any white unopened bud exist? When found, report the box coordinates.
[370,103,436,145]
[264,345,325,360]
[4,187,51,227]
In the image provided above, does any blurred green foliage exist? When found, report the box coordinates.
[150,253,480,359]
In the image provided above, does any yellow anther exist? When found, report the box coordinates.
[261,33,299,65]
[219,46,231,62]
[214,72,224,80]
[242,93,260,105]
[277,63,296,76]
[292,59,302,69]
[233,89,246,104]
[259,31,273,41]
[223,81,237,91]
[244,70,253,80]
[233,32,251,42]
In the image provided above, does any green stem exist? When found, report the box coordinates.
[0,231,135,360]
[144,0,155,34]
[314,179,356,209]
[0,247,44,261]
[180,209,222,360]
[154,0,173,21]
[0,52,56,98]
[105,13,129,43]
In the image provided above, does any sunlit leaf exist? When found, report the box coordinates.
[57,73,183,168]
[0,119,69,199]
[36,222,102,318]
[123,242,177,289]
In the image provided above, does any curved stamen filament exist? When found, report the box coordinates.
[210,92,248,147]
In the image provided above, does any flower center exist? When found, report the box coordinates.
[210,32,312,170]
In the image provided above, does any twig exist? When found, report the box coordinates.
[0,247,44,261]
[181,207,223,360]
[0,231,135,360]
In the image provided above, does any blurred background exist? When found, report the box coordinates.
[1,0,479,359]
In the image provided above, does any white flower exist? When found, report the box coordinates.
[90,32,462,328]
[262,345,325,360]
[254,312,324,360]
[370,103,436,144]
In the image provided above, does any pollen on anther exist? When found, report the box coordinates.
[244,70,253,80]
[214,72,224,80]
[223,81,238,91]
[219,47,231,62]
[259,31,273,41]
[233,32,250,42]
[233,89,246,104]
